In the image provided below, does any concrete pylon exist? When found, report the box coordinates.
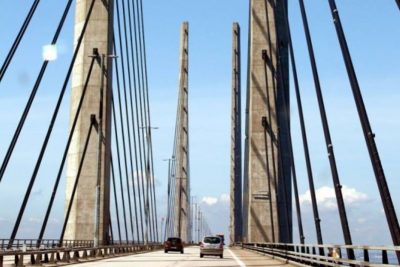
[65,0,114,244]
[243,0,291,243]
[229,23,242,245]
[174,22,190,243]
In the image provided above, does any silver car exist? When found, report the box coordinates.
[200,236,223,258]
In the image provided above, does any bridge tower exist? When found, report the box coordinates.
[243,0,292,243]
[65,0,114,244]
[173,22,190,242]
[230,22,242,245]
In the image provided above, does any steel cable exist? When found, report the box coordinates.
[281,0,324,250]
[126,0,147,243]
[115,0,140,242]
[140,0,158,242]
[0,0,41,82]
[7,0,96,248]
[37,53,97,245]
[120,0,144,242]
[298,0,354,259]
[0,0,74,182]
[111,156,122,242]
[60,116,96,243]
[111,93,130,242]
[135,0,157,242]
[327,0,400,262]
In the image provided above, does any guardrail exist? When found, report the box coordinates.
[0,239,158,250]
[0,239,94,250]
[239,242,400,266]
[0,244,163,267]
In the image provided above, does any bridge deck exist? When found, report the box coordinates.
[60,246,296,267]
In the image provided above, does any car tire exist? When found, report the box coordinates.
[220,254,223,259]
[181,250,184,254]
[164,250,168,253]
[200,253,204,258]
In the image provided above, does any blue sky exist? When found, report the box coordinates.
[0,0,399,246]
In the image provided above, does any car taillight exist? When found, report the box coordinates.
[220,243,223,249]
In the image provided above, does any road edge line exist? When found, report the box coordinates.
[227,248,246,267]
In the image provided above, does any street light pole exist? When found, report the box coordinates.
[94,53,105,248]
[160,217,165,243]
[197,210,201,242]
[94,53,116,247]
[140,126,158,244]
[163,157,174,241]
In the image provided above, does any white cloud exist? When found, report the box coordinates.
[201,193,230,206]
[300,185,368,211]
[201,196,218,206]
[42,44,58,61]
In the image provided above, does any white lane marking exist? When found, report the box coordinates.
[228,248,246,267]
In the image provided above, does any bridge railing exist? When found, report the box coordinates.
[0,244,163,267]
[239,242,400,266]
[0,239,161,251]
[0,239,94,250]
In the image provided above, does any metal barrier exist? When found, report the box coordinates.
[0,239,94,250]
[239,242,400,266]
[0,244,162,267]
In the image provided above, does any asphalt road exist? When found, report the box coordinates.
[67,246,294,267]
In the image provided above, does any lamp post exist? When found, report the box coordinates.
[160,217,165,243]
[139,125,158,244]
[191,196,196,243]
[198,210,201,242]
[94,52,117,247]
[163,157,175,241]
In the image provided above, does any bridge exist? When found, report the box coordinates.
[0,0,399,266]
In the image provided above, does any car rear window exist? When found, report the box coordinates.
[167,238,181,242]
[203,237,221,244]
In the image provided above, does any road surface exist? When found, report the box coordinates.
[67,246,295,267]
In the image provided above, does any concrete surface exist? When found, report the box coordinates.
[66,246,296,267]
[173,22,190,243]
[65,0,113,243]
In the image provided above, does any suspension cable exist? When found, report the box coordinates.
[7,0,97,248]
[298,0,354,259]
[0,0,41,82]
[60,116,96,243]
[115,0,140,242]
[136,0,158,242]
[36,52,97,245]
[111,156,122,242]
[137,0,155,242]
[111,95,129,242]
[280,1,324,250]
[327,0,400,261]
[120,0,144,243]
[266,0,305,245]
[0,0,74,182]
[127,0,147,243]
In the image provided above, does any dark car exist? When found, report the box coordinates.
[164,237,184,254]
